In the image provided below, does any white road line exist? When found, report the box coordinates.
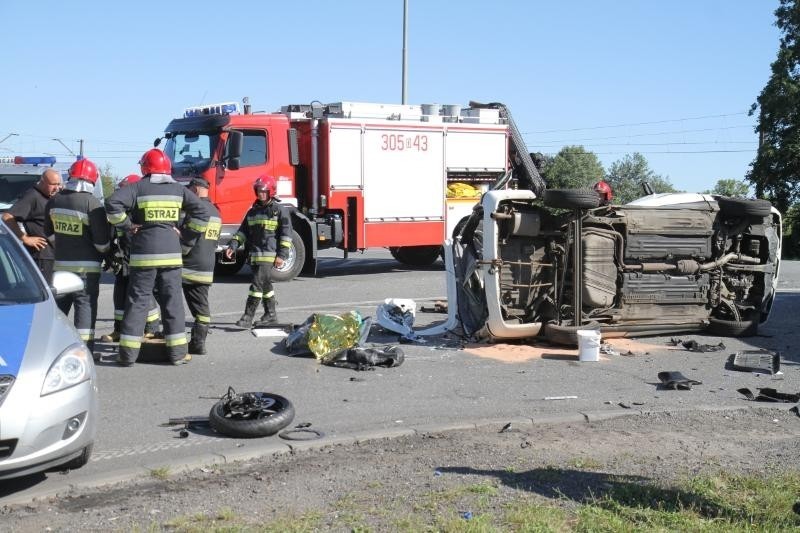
[214,296,447,317]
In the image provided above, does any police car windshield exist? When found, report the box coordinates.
[0,231,46,304]
[164,133,218,177]
[0,173,41,211]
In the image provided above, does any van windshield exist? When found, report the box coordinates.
[164,133,219,177]
[0,173,41,211]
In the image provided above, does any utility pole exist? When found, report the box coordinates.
[79,139,84,160]
[401,0,408,104]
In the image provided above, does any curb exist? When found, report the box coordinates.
[1,403,796,507]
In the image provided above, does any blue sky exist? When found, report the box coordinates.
[0,1,781,193]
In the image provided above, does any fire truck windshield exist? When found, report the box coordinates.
[164,133,218,176]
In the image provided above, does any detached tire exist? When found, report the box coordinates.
[209,393,295,438]
[389,245,441,266]
[707,317,759,337]
[543,188,601,209]
[270,229,306,282]
[716,197,772,217]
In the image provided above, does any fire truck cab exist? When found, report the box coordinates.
[158,99,543,280]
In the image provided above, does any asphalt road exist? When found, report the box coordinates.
[2,251,799,505]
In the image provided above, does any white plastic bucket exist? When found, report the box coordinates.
[577,330,601,362]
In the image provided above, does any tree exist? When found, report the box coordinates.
[540,146,604,189]
[703,179,751,197]
[605,152,676,204]
[98,163,118,198]
[748,0,800,215]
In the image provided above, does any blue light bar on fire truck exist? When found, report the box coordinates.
[0,156,57,166]
[184,102,240,118]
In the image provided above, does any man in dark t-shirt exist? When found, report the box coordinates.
[1,168,63,282]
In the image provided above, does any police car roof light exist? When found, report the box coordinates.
[12,156,57,166]
[184,102,240,118]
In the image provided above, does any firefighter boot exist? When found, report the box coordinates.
[188,323,209,355]
[100,320,121,342]
[254,297,278,328]
[235,297,260,329]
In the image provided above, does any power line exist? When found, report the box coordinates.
[522,111,749,135]
[527,124,753,144]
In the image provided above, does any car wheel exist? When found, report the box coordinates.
[389,245,442,266]
[716,197,772,217]
[707,317,759,337]
[58,444,93,472]
[209,392,295,438]
[543,188,601,210]
[270,229,306,282]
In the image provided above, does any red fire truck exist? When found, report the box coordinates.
[155,99,544,280]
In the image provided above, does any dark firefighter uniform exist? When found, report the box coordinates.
[229,198,293,327]
[44,179,111,352]
[180,178,221,354]
[105,174,207,365]
[102,225,162,341]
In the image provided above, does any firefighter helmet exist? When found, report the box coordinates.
[593,180,613,205]
[68,158,99,184]
[253,175,277,197]
[119,174,141,188]
[139,148,171,176]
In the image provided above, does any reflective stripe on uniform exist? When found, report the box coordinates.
[107,211,128,225]
[263,290,275,299]
[120,335,142,349]
[54,261,102,273]
[165,332,188,347]
[77,328,94,341]
[114,309,124,321]
[94,241,111,254]
[147,307,161,322]
[248,216,278,230]
[248,290,263,298]
[185,216,209,234]
[196,314,211,324]
[129,253,183,268]
[50,208,90,224]
[231,231,246,245]
[138,195,183,222]
[182,268,213,284]
[279,236,293,248]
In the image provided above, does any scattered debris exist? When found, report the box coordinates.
[791,406,800,418]
[178,429,189,438]
[618,402,631,409]
[520,440,532,449]
[669,338,725,352]
[420,300,448,313]
[729,349,780,375]
[737,387,800,403]
[284,311,371,362]
[277,428,325,441]
[460,511,473,520]
[657,371,703,390]
[434,469,442,476]
[251,327,289,338]
[498,422,512,433]
[328,346,405,371]
[599,343,619,356]
[376,298,422,343]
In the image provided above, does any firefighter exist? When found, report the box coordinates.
[224,175,293,328]
[180,177,221,355]
[99,174,162,343]
[105,149,208,366]
[44,159,111,353]
[594,180,613,206]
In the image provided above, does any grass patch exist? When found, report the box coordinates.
[233,471,800,531]
[566,457,603,470]
[148,467,170,480]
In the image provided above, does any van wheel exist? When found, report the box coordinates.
[271,229,306,282]
[716,197,772,217]
[543,188,601,210]
[389,245,442,266]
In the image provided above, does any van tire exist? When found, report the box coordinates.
[543,188,601,210]
[716,197,772,217]
[271,229,306,282]
[707,317,759,337]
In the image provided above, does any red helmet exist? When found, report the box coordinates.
[68,158,99,184]
[139,148,171,176]
[253,175,277,197]
[593,180,613,204]
[119,174,141,188]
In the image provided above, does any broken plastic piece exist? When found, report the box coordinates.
[737,387,800,403]
[658,371,703,390]
[730,349,780,375]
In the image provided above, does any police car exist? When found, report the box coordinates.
[0,223,97,480]
[0,156,70,213]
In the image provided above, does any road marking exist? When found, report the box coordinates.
[91,435,220,461]
[214,296,447,317]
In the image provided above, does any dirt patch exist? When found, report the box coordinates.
[1,407,798,531]
[464,337,664,362]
